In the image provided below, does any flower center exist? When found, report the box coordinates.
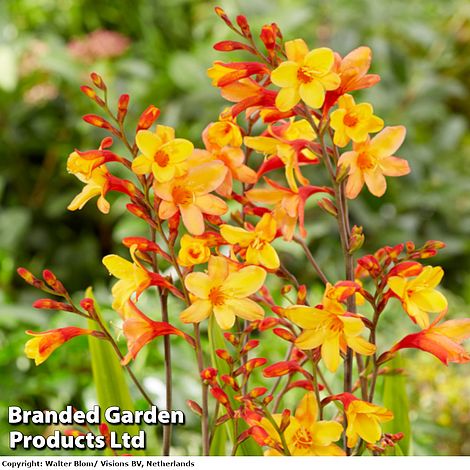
[343,112,359,127]
[172,186,193,206]
[356,151,376,171]
[209,286,226,306]
[251,237,266,250]
[297,66,315,84]
[154,149,170,167]
[293,427,313,450]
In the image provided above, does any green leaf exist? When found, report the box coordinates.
[381,354,411,455]
[86,288,146,456]
[208,315,262,456]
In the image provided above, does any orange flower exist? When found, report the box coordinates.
[387,265,447,329]
[102,245,179,312]
[180,256,266,329]
[244,119,318,191]
[121,302,194,365]
[324,46,380,111]
[25,327,97,365]
[178,234,211,267]
[220,213,280,270]
[271,39,340,111]
[154,161,228,235]
[249,392,344,456]
[338,126,409,199]
[246,178,331,241]
[344,399,393,448]
[285,282,375,372]
[390,318,470,365]
[330,94,383,147]
[132,125,193,182]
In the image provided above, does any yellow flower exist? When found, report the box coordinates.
[178,234,211,267]
[258,392,344,456]
[330,94,383,147]
[180,256,266,329]
[338,126,410,199]
[67,166,110,214]
[387,266,448,329]
[345,400,393,448]
[132,125,193,182]
[244,119,317,191]
[154,161,228,235]
[285,283,375,372]
[102,246,152,312]
[220,213,280,270]
[271,39,340,111]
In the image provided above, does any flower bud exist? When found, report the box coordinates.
[136,105,160,132]
[117,94,130,122]
[317,197,338,217]
[90,72,107,91]
[186,400,203,416]
[348,225,364,254]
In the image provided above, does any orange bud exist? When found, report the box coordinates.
[263,360,300,378]
[297,284,308,304]
[99,137,114,150]
[80,298,96,316]
[90,72,106,91]
[388,261,423,278]
[17,268,45,290]
[215,349,233,364]
[279,409,291,432]
[80,86,105,107]
[220,375,240,391]
[210,386,231,407]
[126,204,157,227]
[273,328,296,342]
[241,339,259,354]
[32,299,74,312]
[248,387,268,399]
[258,317,280,331]
[260,25,276,54]
[214,6,234,29]
[213,41,255,54]
[136,105,160,132]
[357,255,381,278]
[186,400,203,416]
[42,270,67,295]
[236,15,251,38]
[200,367,218,383]
[318,197,338,217]
[348,225,364,254]
[117,94,130,122]
[223,332,240,346]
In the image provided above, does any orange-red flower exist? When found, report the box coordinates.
[246,178,331,240]
[390,318,470,365]
[121,302,194,365]
[154,161,228,235]
[25,327,98,365]
[338,126,409,198]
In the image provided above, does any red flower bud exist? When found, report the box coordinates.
[200,367,218,383]
[223,332,240,346]
[80,86,105,107]
[42,270,67,295]
[215,349,233,364]
[17,268,45,290]
[241,339,259,354]
[273,328,296,342]
[32,299,74,312]
[263,360,300,378]
[136,105,160,132]
[186,400,203,416]
[117,94,130,122]
[90,72,106,91]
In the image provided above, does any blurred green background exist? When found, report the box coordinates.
[1,0,469,456]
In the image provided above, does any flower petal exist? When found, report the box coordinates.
[379,156,410,177]
[370,126,406,159]
[136,130,161,156]
[321,334,341,372]
[180,300,212,324]
[184,272,212,298]
[180,204,205,235]
[225,298,264,321]
[224,266,266,297]
[213,304,236,330]
[275,87,300,112]
[299,80,325,109]
[271,61,300,87]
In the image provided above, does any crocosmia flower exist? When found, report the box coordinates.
[330,94,383,147]
[338,126,410,198]
[154,160,228,235]
[180,256,266,329]
[178,234,211,267]
[387,265,448,329]
[250,392,344,456]
[25,327,95,365]
[220,213,280,270]
[344,398,393,448]
[271,39,340,111]
[285,282,375,372]
[132,125,194,182]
